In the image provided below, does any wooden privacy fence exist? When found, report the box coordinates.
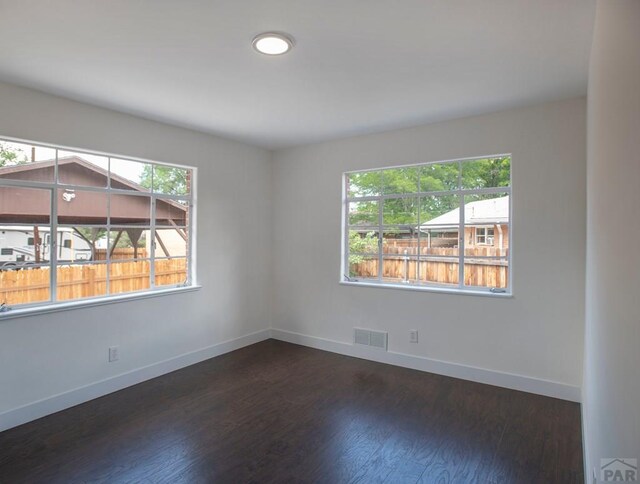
[351,258,508,288]
[382,239,509,257]
[94,248,149,261]
[0,259,187,306]
[351,246,508,288]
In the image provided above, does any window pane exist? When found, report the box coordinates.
[348,255,378,280]
[109,158,152,191]
[0,176,52,305]
[382,256,419,284]
[348,229,379,255]
[66,227,109,262]
[382,167,419,195]
[382,228,417,255]
[108,228,149,260]
[418,194,459,256]
[156,199,189,227]
[346,171,381,198]
[153,229,188,258]
[153,165,191,195]
[348,201,378,226]
[0,186,50,224]
[110,194,151,225]
[55,227,96,263]
[57,150,108,187]
[419,162,459,192]
[419,234,460,257]
[0,141,56,182]
[464,258,509,289]
[463,192,509,256]
[155,257,187,287]
[420,194,459,225]
[418,257,459,286]
[383,197,418,225]
[57,189,108,225]
[0,264,50,305]
[461,156,511,190]
[56,262,107,301]
[108,259,150,295]
[0,225,51,266]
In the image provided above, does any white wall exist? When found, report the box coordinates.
[0,82,272,425]
[583,0,640,480]
[0,81,590,430]
[271,98,586,397]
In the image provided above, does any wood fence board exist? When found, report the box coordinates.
[351,247,508,289]
[1,259,187,306]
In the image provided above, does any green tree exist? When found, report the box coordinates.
[140,165,188,195]
[461,156,510,190]
[348,231,378,276]
[349,230,378,258]
[0,143,28,167]
[347,157,510,225]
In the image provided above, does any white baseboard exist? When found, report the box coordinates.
[1,326,580,433]
[0,328,271,432]
[271,328,581,402]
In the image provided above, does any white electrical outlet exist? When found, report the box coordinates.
[409,330,418,343]
[108,346,119,362]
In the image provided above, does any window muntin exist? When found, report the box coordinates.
[343,155,511,294]
[0,137,195,309]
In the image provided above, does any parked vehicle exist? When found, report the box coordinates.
[0,226,92,268]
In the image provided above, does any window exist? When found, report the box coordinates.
[0,137,196,309]
[476,227,495,245]
[343,155,511,294]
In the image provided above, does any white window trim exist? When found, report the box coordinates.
[0,135,198,315]
[0,285,202,321]
[341,154,512,296]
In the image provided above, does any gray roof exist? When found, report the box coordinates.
[420,195,509,230]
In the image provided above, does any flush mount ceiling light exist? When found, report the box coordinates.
[252,32,294,55]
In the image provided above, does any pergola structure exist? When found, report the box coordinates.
[0,157,188,261]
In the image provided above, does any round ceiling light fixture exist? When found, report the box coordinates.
[252,32,294,55]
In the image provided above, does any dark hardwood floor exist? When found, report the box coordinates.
[0,339,583,483]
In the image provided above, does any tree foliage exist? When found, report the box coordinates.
[347,157,510,226]
[140,165,188,195]
[0,142,28,167]
[348,230,378,275]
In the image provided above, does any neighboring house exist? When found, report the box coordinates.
[419,195,509,250]
[0,157,188,261]
[349,196,510,252]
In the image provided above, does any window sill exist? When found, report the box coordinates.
[339,280,512,298]
[0,285,202,322]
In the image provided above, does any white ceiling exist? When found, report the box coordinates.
[0,1,595,149]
